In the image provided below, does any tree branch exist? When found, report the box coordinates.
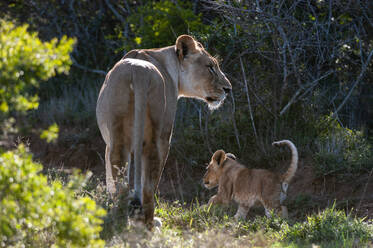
[229,90,241,150]
[71,56,106,75]
[240,56,258,140]
[104,0,126,23]
[332,49,373,118]
[280,70,335,116]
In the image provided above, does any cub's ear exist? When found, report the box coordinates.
[175,35,198,60]
[212,150,227,166]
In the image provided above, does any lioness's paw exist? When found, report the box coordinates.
[129,197,143,218]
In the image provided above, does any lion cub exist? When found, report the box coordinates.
[203,140,298,219]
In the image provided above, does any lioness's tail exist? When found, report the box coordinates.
[272,140,298,184]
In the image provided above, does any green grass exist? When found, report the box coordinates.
[42,161,373,248]
[94,194,372,247]
[279,204,372,247]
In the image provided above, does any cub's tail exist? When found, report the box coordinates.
[272,140,298,184]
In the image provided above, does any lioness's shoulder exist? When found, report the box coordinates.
[122,48,159,61]
[122,49,141,60]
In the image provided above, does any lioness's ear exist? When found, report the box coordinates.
[212,150,227,166]
[175,35,198,60]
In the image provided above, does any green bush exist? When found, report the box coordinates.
[280,205,372,246]
[124,0,208,50]
[315,114,373,175]
[0,145,105,247]
[0,20,75,115]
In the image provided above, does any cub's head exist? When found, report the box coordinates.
[203,150,236,189]
[175,35,232,110]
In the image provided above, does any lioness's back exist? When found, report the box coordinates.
[97,58,164,112]
[100,58,162,90]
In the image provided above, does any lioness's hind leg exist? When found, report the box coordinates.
[106,143,125,196]
[281,206,288,218]
[109,143,124,177]
[106,129,130,196]
[140,137,169,229]
[105,145,116,195]
[141,147,160,229]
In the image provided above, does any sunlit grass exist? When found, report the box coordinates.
[99,198,372,248]
[44,169,372,248]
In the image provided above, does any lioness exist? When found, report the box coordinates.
[203,140,298,219]
[96,35,231,228]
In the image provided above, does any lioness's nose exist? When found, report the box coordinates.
[223,87,231,94]
[221,75,232,93]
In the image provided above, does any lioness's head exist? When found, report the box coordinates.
[203,150,236,189]
[175,35,232,110]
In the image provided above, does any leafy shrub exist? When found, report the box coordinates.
[99,179,129,241]
[155,201,371,247]
[280,205,372,246]
[315,114,373,175]
[0,20,75,116]
[124,0,208,50]
[40,123,59,143]
[0,145,105,247]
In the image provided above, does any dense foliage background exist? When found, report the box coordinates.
[0,0,372,247]
[1,0,371,170]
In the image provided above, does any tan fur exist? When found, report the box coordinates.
[203,140,298,220]
[96,35,231,229]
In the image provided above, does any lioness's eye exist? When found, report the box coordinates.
[207,65,215,74]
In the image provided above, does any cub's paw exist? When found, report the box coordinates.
[153,217,162,231]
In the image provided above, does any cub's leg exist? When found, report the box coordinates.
[264,208,272,218]
[261,199,275,218]
[263,200,287,218]
[234,198,255,220]
[208,195,219,205]
[207,194,229,205]
[234,205,250,220]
